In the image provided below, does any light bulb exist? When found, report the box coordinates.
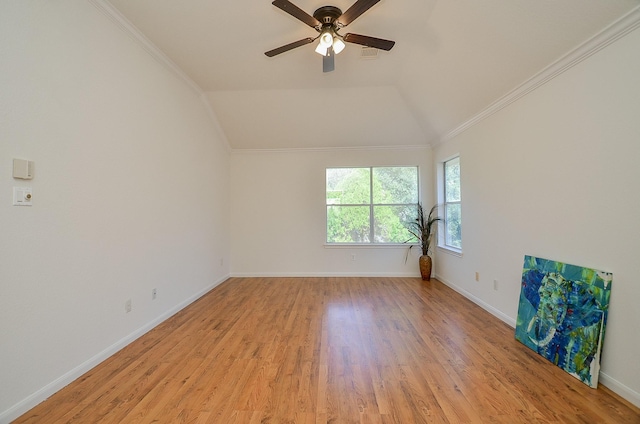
[315,43,328,56]
[333,37,345,55]
[319,31,333,48]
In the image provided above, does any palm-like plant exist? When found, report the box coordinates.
[405,203,441,258]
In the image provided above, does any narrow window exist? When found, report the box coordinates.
[443,157,462,249]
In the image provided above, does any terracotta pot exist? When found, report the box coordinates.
[419,255,432,281]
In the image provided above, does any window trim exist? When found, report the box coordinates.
[325,166,420,245]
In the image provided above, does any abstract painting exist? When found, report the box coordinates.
[515,255,612,388]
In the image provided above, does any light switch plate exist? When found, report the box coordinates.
[13,187,32,206]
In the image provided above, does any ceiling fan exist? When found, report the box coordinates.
[265,0,395,72]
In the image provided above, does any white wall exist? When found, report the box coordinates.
[206,87,425,150]
[433,26,640,405]
[0,1,230,421]
[230,147,433,277]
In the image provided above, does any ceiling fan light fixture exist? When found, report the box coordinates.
[333,36,345,55]
[320,31,333,47]
[315,29,334,55]
[315,44,328,56]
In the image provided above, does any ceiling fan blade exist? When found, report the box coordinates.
[265,37,315,57]
[338,0,380,26]
[271,0,320,28]
[343,33,395,51]
[323,46,335,73]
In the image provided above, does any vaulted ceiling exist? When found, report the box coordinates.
[106,0,638,149]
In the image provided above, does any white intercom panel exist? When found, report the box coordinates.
[13,159,34,180]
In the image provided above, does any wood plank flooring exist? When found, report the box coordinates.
[15,277,640,423]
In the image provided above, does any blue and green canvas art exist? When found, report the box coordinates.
[515,255,612,388]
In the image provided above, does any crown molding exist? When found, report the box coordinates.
[230,144,431,155]
[435,5,640,146]
[88,0,203,96]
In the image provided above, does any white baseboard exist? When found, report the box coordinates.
[598,372,640,408]
[434,273,640,409]
[0,275,229,424]
[434,273,516,327]
[230,271,421,278]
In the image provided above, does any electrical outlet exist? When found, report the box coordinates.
[125,299,132,313]
[220,258,224,266]
[152,289,157,300]
[493,280,498,291]
[351,254,356,261]
[475,272,480,282]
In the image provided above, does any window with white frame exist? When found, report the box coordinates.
[326,167,418,244]
[443,157,462,249]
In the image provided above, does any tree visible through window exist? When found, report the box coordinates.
[444,157,462,249]
[326,167,418,243]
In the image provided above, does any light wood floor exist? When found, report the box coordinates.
[15,277,639,423]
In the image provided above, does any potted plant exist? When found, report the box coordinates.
[405,203,441,280]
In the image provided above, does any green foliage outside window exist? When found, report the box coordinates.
[326,167,418,243]
[444,157,462,249]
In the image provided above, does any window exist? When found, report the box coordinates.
[326,167,418,244]
[443,157,462,249]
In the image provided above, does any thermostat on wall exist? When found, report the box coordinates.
[13,159,34,180]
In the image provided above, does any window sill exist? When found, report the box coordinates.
[324,243,414,249]
[437,245,463,258]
